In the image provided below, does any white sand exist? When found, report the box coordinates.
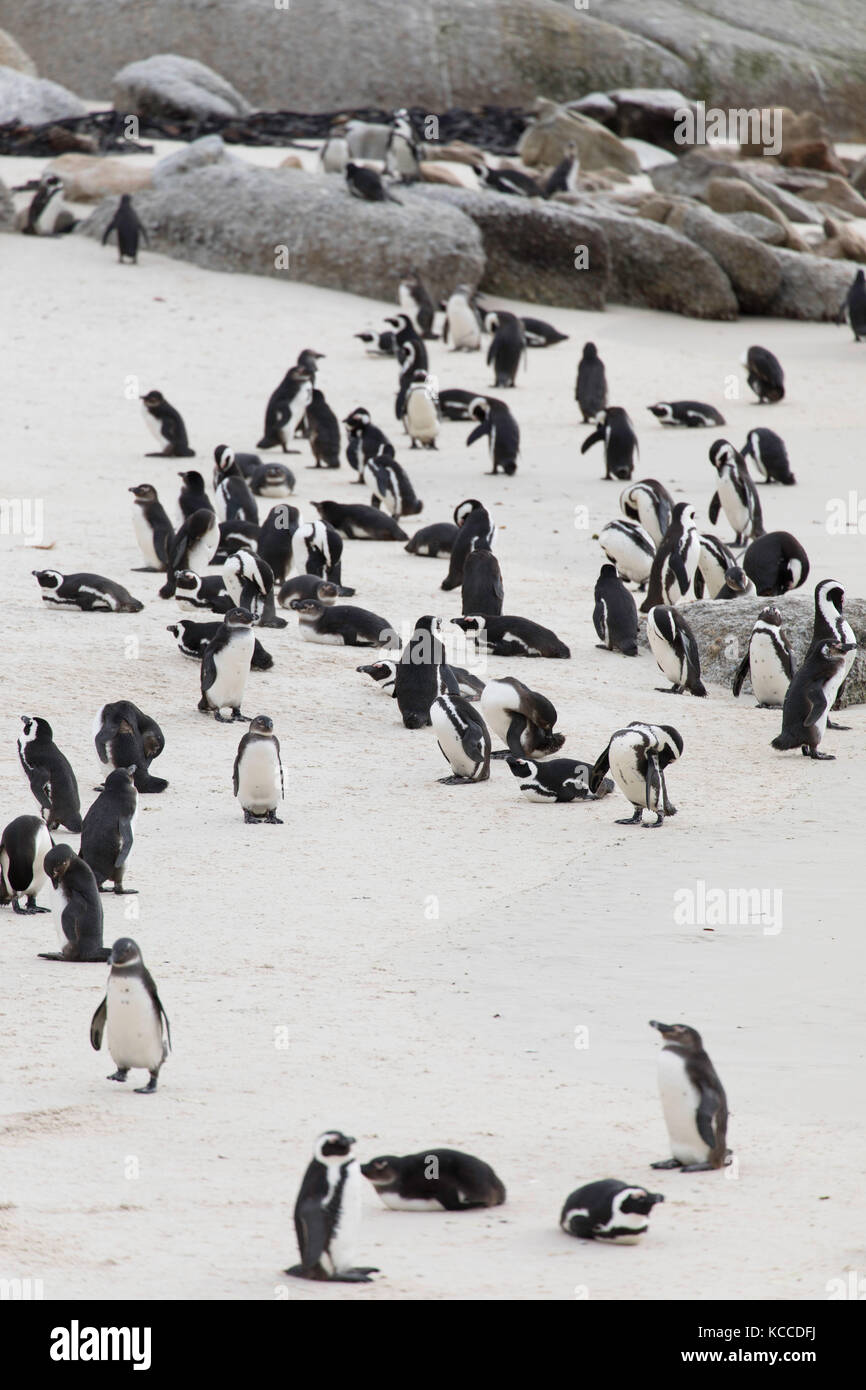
[0,218,864,1302]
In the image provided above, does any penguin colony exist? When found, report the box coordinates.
[6,152,864,1294]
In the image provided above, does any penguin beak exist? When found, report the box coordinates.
[649,1020,671,1033]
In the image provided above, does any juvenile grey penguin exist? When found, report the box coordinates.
[140,390,195,457]
[198,608,255,722]
[285,1131,379,1282]
[39,844,110,961]
[0,815,53,915]
[731,606,794,707]
[743,345,784,403]
[647,400,725,428]
[223,550,286,629]
[129,484,174,571]
[233,715,284,824]
[771,639,855,760]
[649,1020,730,1172]
[91,937,171,1093]
[639,503,701,612]
[575,341,607,423]
[593,564,638,656]
[79,768,138,895]
[429,667,491,785]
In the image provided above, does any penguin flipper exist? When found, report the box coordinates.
[90,997,107,1050]
[580,427,603,455]
[505,714,530,758]
[294,1206,328,1270]
[670,551,690,596]
[465,422,487,448]
[141,965,171,1051]
[588,742,611,794]
[708,492,721,526]
[200,647,218,696]
[696,1083,726,1159]
[731,649,750,698]
[116,817,134,868]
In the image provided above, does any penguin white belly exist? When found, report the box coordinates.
[379,1192,444,1211]
[398,284,417,326]
[447,301,480,350]
[698,553,726,599]
[406,394,438,443]
[609,741,650,809]
[187,531,216,573]
[238,743,280,813]
[320,136,348,173]
[600,529,653,584]
[106,974,165,1072]
[749,633,790,705]
[657,1049,709,1165]
[131,506,161,568]
[300,626,344,645]
[326,1163,361,1273]
[817,665,848,738]
[24,823,52,897]
[431,701,474,775]
[647,622,686,687]
[50,883,69,949]
[719,479,749,534]
[209,635,253,706]
[635,500,662,545]
[479,681,515,744]
[141,405,164,445]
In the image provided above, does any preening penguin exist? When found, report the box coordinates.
[79,769,138,894]
[129,484,174,571]
[101,194,149,263]
[742,531,809,596]
[93,701,167,794]
[285,1131,379,1283]
[731,606,793,708]
[18,715,82,832]
[619,479,673,546]
[429,667,491,785]
[466,398,520,476]
[590,722,683,828]
[223,550,286,629]
[233,715,284,823]
[771,639,855,760]
[581,407,638,480]
[361,1149,506,1210]
[0,816,52,914]
[441,499,496,592]
[740,428,796,486]
[708,439,763,547]
[575,341,607,423]
[140,389,195,457]
[198,608,255,722]
[364,454,423,518]
[646,605,707,697]
[597,519,655,589]
[649,1020,730,1172]
[693,534,738,600]
[39,844,110,961]
[593,563,638,656]
[560,1179,664,1242]
[743,345,785,403]
[258,365,312,452]
[91,937,171,1093]
[480,676,565,758]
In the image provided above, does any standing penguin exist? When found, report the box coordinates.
[343,407,395,483]
[398,269,438,338]
[443,285,482,351]
[18,716,82,832]
[742,531,809,596]
[640,503,701,612]
[258,366,312,453]
[839,267,866,342]
[394,616,446,728]
[466,398,520,476]
[597,519,656,589]
[485,310,526,389]
[160,508,219,598]
[223,550,286,629]
[810,577,857,724]
[575,342,607,423]
[386,109,420,178]
[90,937,171,1093]
[441,499,496,592]
[285,1131,378,1283]
[177,470,214,519]
[79,769,138,895]
[393,334,429,423]
[731,606,794,707]
[213,448,260,525]
[590,722,683,828]
[462,548,504,616]
[771,639,855,760]
[0,815,52,914]
[430,667,491,784]
[402,371,440,449]
[320,117,349,173]
[740,428,796,486]
[257,503,301,584]
[544,142,580,197]
[93,701,167,795]
[140,390,195,457]
[129,484,174,571]
[363,453,423,518]
[593,563,638,656]
[480,677,565,758]
[619,479,673,547]
[581,407,638,480]
[101,194,149,263]
[305,388,342,469]
[708,440,764,547]
[39,844,109,961]
[649,1021,729,1172]
[646,606,707,696]
[198,608,255,722]
[744,345,785,403]
[233,715,284,824]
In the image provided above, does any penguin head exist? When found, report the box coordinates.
[129,483,157,502]
[598,562,619,583]
[505,755,533,780]
[815,578,845,616]
[582,341,598,361]
[360,1156,399,1186]
[20,714,51,742]
[709,439,740,473]
[32,569,63,591]
[43,843,75,887]
[672,502,697,529]
[656,725,685,761]
[292,598,323,619]
[314,1131,356,1163]
[315,582,339,604]
[647,403,672,421]
[140,390,164,408]
[343,407,370,430]
[109,937,142,968]
[105,767,135,791]
[649,1020,703,1050]
[453,497,483,527]
[179,470,207,489]
[166,624,181,639]
[225,608,254,629]
[174,571,200,593]
[620,1186,665,1217]
[414,614,444,640]
[248,715,275,736]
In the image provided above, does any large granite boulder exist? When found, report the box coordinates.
[518,99,640,175]
[0,65,86,124]
[665,202,783,312]
[0,175,14,231]
[765,248,863,319]
[111,53,254,121]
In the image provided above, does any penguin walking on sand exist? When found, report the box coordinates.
[466,398,520,475]
[79,769,138,895]
[101,194,149,263]
[485,310,526,389]
[345,162,402,204]
[402,371,440,449]
[581,407,637,480]
[740,428,796,486]
[198,608,255,722]
[838,268,866,342]
[732,606,794,708]
[649,1021,730,1172]
[810,578,857,725]
[708,440,763,547]
[39,844,110,961]
[394,616,446,728]
[18,716,82,832]
[593,563,638,656]
[285,1132,379,1283]
[640,503,701,612]
[430,667,491,784]
[561,1179,664,1242]
[441,499,496,592]
[32,570,143,614]
[386,109,420,178]
[0,815,52,914]
[129,484,174,571]
[480,677,565,759]
[647,400,725,428]
[575,342,607,423]
[619,479,673,547]
[233,715,284,823]
[646,605,707,696]
[771,639,855,760]
[140,390,195,457]
[590,722,683,828]
[597,520,655,589]
[744,345,784,403]
[443,285,482,351]
[91,937,171,1093]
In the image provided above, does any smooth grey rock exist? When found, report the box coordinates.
[666,203,782,312]
[766,247,863,320]
[151,134,237,185]
[722,211,787,245]
[0,65,86,123]
[112,53,254,121]
[0,174,14,231]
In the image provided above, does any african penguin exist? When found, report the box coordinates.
[101,194,148,262]
[361,1149,505,1210]
[639,503,701,612]
[740,428,796,486]
[285,1131,378,1282]
[810,577,857,720]
[91,937,171,1092]
[292,599,399,648]
[731,606,794,707]
[233,715,284,823]
[619,479,673,547]
[505,756,604,803]
[743,345,784,403]
[597,519,655,589]
[129,484,174,571]
[140,390,195,457]
[646,605,707,696]
[401,371,440,450]
[404,522,458,558]
[257,365,312,452]
[345,161,402,203]
[839,267,866,342]
[452,615,570,659]
[649,1020,730,1172]
[485,310,526,389]
[39,844,110,961]
[18,716,82,832]
[742,532,809,596]
[441,500,496,592]
[429,668,491,785]
[647,401,725,428]
[223,550,285,629]
[394,616,446,728]
[708,439,763,547]
[575,342,607,423]
[466,398,519,476]
[590,722,683,828]
[771,639,855,760]
[443,285,482,351]
[461,548,504,617]
[480,677,565,758]
[32,570,143,613]
[560,1179,664,1242]
[0,815,52,915]
[93,701,167,795]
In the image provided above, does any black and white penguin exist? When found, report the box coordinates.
[560,1180,664,1242]
[619,479,673,547]
[581,407,638,480]
[593,563,638,656]
[343,408,395,482]
[740,428,796,486]
[358,661,484,701]
[743,345,785,403]
[364,454,424,518]
[257,503,301,583]
[452,615,570,659]
[394,339,429,423]
[520,316,569,347]
[742,531,809,596]
[233,715,284,824]
[647,401,725,428]
[177,470,214,519]
[168,618,274,670]
[693,534,738,600]
[731,605,794,707]
[0,816,52,914]
[436,389,490,421]
[79,769,138,894]
[32,570,143,613]
[398,270,438,339]
[543,142,580,197]
[39,844,110,961]
[430,668,491,784]
[91,937,171,1092]
[277,576,341,608]
[708,439,763,547]
[771,639,855,760]
[93,701,167,794]
[258,365,313,452]
[249,462,295,498]
[285,1131,378,1283]
[317,498,409,542]
[361,1149,506,1209]
[345,161,402,203]
[839,267,866,342]
[198,608,255,722]
[590,722,683,828]
[485,310,526,389]
[404,522,458,557]
[159,508,219,598]
[320,117,349,173]
[474,162,540,197]
[23,173,76,236]
[101,194,149,263]
[646,605,707,696]
[640,503,701,612]
[575,342,607,423]
[597,519,656,589]
[128,484,174,571]
[649,1020,730,1171]
[461,548,504,616]
[292,599,399,648]
[443,284,482,351]
[213,519,261,564]
[441,499,496,592]
[394,616,446,728]
[386,109,420,178]
[505,756,604,803]
[714,565,754,600]
[480,677,565,758]
[223,550,286,629]
[18,716,82,832]
[305,389,342,469]
[140,390,195,457]
[401,371,440,449]
[299,519,347,585]
[354,328,397,357]
[213,448,260,525]
[174,571,233,612]
[811,578,857,721]
[466,398,520,476]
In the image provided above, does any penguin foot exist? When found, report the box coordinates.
[643,814,665,828]
[650,1158,682,1169]
[808,750,835,760]
[330,1268,379,1283]
[108,1069,129,1083]
[437,775,477,785]
[213,711,233,723]
[231,710,251,722]
[14,898,49,914]
[265,812,283,824]
[113,887,139,895]
[827,720,850,731]
[654,686,684,694]
[678,1161,717,1173]
[134,1074,159,1094]
[131,566,162,572]
[615,811,643,826]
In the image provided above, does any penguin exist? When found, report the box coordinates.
[731,605,794,707]
[363,455,424,518]
[174,571,233,611]
[639,503,701,612]
[742,531,809,596]
[343,408,395,482]
[485,310,526,389]
[740,428,796,486]
[345,162,402,203]
[744,345,785,403]
[520,316,569,347]
[429,668,491,785]
[358,661,484,701]
[345,116,393,161]
[474,162,540,197]
[590,722,683,827]
[647,401,725,428]
[839,267,866,342]
[101,194,149,263]
[168,618,274,670]
[159,508,219,599]
[32,570,143,613]
[292,599,399,648]
[220,450,267,483]
[177,470,214,519]
[233,715,284,824]
[312,499,407,542]
[296,348,325,384]
[354,328,396,357]
[0,815,52,914]
[560,1179,664,1242]
[441,499,496,592]
[505,756,605,803]
[213,448,260,525]
[386,109,420,178]
[305,389,342,469]
[223,550,286,629]
[466,398,520,475]
[320,118,349,173]
[693,534,738,600]
[402,371,440,449]
[593,563,639,656]
[461,548,504,616]
[437,389,492,421]
[543,142,580,197]
[93,701,167,794]
[575,342,608,424]
[23,173,76,235]
[213,519,261,564]
[79,769,138,895]
[18,716,82,832]
[257,503,301,584]
[361,1149,506,1210]
[810,577,857,722]
[258,365,312,452]
[198,608,255,722]
[619,479,673,547]
[299,519,347,585]
[39,844,110,961]
[128,484,174,571]
[597,519,655,589]
[581,407,638,480]
[480,676,564,758]
[249,462,295,498]
[277,576,342,608]
[708,439,763,547]
[714,565,754,600]
[443,285,482,351]
[140,390,195,457]
[649,1020,730,1171]
[394,337,429,423]
[772,639,855,759]
[90,937,171,1092]
[394,616,446,728]
[398,269,438,338]
[285,1131,378,1283]
[646,605,707,696]
[452,615,570,659]
[405,522,458,557]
